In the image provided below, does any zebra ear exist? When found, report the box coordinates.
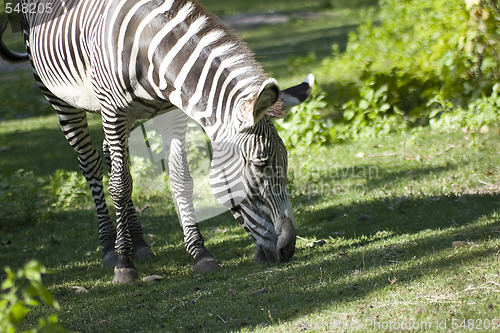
[236,78,279,131]
[253,78,280,121]
[267,74,314,118]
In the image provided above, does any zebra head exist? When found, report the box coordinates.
[210,75,314,264]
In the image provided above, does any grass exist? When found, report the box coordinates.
[1,0,500,332]
[2,124,500,332]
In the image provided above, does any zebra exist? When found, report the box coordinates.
[0,0,314,283]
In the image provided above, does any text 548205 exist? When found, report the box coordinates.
[5,2,53,14]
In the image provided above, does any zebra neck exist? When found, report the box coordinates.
[98,0,266,142]
[185,76,264,143]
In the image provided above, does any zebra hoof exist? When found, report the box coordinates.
[132,244,155,262]
[193,254,220,274]
[103,250,118,267]
[113,267,139,284]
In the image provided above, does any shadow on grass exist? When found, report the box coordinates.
[298,192,499,240]
[0,118,106,175]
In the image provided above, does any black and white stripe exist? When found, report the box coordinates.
[2,0,313,282]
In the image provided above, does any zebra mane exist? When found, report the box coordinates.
[189,0,266,82]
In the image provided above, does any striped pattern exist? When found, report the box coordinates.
[10,0,302,274]
[210,117,293,252]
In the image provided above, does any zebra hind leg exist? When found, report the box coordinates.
[157,111,220,273]
[103,139,155,262]
[128,202,155,261]
[186,225,221,274]
[54,106,117,267]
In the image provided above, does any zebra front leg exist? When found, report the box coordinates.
[104,139,155,262]
[104,119,138,283]
[171,153,220,273]
[55,109,117,267]
[157,111,220,273]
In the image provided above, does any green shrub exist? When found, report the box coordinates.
[275,93,332,149]
[429,82,500,132]
[0,261,69,333]
[50,170,92,209]
[318,0,500,141]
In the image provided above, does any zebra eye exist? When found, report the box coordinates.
[251,158,268,168]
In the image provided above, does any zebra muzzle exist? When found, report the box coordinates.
[276,216,297,262]
[254,216,296,264]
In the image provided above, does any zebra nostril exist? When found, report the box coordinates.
[279,247,288,261]
[278,241,295,262]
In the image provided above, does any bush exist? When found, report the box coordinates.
[275,93,332,149]
[317,0,500,141]
[0,261,69,333]
[50,170,92,209]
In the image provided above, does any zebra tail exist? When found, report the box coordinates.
[0,18,29,64]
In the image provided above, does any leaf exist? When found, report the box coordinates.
[25,284,41,299]
[374,84,388,101]
[329,127,337,141]
[364,88,374,102]
[379,103,391,112]
[358,99,370,110]
[9,303,29,324]
[41,289,59,309]
[344,109,355,121]
[1,278,14,290]
[305,131,314,145]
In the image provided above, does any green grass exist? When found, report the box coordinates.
[2,0,500,332]
[2,119,500,332]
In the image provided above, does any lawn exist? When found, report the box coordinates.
[1,0,500,332]
[2,117,500,332]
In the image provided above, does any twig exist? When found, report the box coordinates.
[459,281,500,294]
[135,204,151,213]
[487,281,500,287]
[477,179,498,187]
[216,314,227,324]
[245,267,282,278]
[367,145,455,159]
[369,280,500,312]
[367,152,403,157]
[434,145,455,157]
